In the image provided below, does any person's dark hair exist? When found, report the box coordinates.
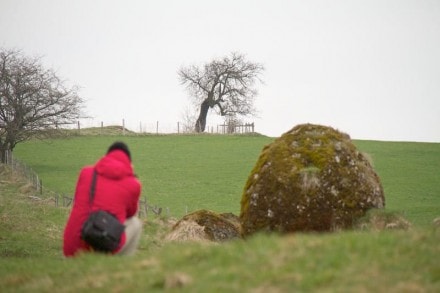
[107,141,131,161]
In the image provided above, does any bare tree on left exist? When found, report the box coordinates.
[0,48,84,163]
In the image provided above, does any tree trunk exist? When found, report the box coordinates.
[195,99,210,133]
[0,140,14,164]
[0,148,7,164]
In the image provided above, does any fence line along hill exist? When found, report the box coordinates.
[67,125,138,136]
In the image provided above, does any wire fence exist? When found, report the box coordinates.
[52,193,165,217]
[4,150,43,195]
[68,119,256,135]
[2,119,256,218]
[2,150,164,218]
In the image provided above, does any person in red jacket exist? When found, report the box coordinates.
[63,141,142,257]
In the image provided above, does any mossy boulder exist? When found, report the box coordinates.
[240,123,385,236]
[165,210,241,242]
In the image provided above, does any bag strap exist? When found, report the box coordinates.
[88,169,98,205]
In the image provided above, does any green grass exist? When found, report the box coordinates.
[1,134,440,292]
[11,134,274,217]
[11,135,440,226]
[354,140,440,227]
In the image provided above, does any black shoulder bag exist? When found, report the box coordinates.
[81,170,125,253]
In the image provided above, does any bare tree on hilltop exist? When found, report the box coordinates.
[178,52,264,133]
[0,48,84,163]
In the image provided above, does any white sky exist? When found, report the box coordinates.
[1,0,439,142]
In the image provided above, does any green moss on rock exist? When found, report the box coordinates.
[240,124,385,236]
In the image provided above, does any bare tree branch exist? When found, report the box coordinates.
[0,48,84,162]
[178,52,264,132]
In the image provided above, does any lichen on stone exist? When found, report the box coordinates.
[240,123,385,236]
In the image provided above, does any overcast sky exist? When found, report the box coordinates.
[1,0,439,142]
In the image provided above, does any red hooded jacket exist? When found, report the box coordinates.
[63,149,141,257]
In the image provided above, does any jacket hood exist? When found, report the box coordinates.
[95,150,133,179]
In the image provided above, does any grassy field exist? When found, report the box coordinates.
[11,134,274,218]
[1,133,439,292]
[10,134,440,226]
[354,140,440,227]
